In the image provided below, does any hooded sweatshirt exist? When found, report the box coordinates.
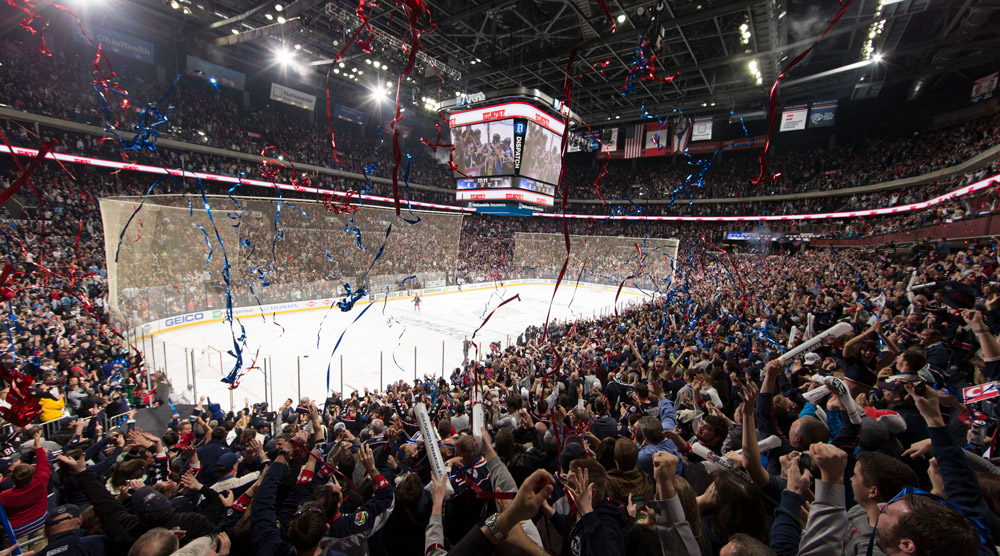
[844,504,887,556]
[607,468,655,508]
[551,498,629,556]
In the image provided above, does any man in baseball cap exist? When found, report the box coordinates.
[36,504,109,556]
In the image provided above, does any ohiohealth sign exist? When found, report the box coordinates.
[74,25,154,64]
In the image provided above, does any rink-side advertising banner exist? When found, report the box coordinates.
[74,25,154,63]
[691,117,713,141]
[270,83,316,111]
[186,56,246,90]
[808,100,837,128]
[600,128,619,153]
[780,105,809,131]
[333,104,369,126]
[972,72,999,103]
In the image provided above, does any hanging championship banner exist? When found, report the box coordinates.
[600,128,619,152]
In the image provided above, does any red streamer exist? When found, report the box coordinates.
[614,244,644,317]
[389,0,436,216]
[324,1,378,166]
[0,362,42,427]
[471,294,521,342]
[753,0,854,184]
[0,139,56,205]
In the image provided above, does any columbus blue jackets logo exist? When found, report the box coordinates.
[354,510,369,526]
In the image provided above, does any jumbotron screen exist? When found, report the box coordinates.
[449,102,565,208]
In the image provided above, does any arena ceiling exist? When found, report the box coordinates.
[123,0,1000,125]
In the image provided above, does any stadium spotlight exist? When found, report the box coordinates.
[616,13,626,23]
[381,64,388,70]
[275,47,294,66]
[372,85,387,100]
[872,52,884,63]
[277,15,286,24]
[170,0,179,8]
[274,3,283,11]
[265,13,273,20]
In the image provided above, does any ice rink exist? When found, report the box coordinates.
[147,282,647,411]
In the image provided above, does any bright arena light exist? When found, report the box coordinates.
[275,47,294,66]
[873,52,884,63]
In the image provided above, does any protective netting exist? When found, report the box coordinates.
[100,195,465,327]
[512,232,678,291]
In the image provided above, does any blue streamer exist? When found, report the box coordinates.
[94,70,220,154]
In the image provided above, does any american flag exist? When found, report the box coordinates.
[623,124,644,159]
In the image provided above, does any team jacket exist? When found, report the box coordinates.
[320,470,396,556]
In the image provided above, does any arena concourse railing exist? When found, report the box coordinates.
[1,104,998,206]
[2,410,131,443]
[827,212,1000,246]
[4,141,999,222]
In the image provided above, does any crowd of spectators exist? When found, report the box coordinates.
[6,33,1000,556]
[6,184,1000,556]
[3,36,1000,212]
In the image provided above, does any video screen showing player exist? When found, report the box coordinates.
[452,120,515,177]
[521,121,562,185]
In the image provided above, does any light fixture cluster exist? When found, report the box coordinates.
[364,58,390,71]
[332,61,362,82]
[169,0,192,14]
[862,0,889,60]
[739,21,751,45]
[748,59,763,86]
[421,96,440,112]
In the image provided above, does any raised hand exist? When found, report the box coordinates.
[786,461,814,502]
[359,443,377,475]
[627,494,638,518]
[207,532,231,556]
[506,469,555,524]
[901,438,932,459]
[180,471,203,492]
[902,382,945,427]
[809,443,847,485]
[56,454,86,474]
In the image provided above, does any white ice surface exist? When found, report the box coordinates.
[148,283,646,411]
